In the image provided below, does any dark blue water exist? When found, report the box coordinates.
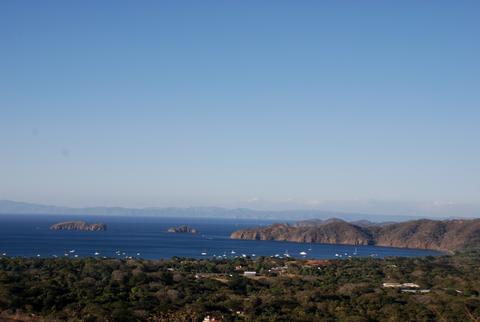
[0,215,441,260]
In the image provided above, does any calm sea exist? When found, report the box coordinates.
[0,215,441,260]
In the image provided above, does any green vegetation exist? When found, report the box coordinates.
[0,252,479,321]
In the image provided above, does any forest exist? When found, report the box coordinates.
[0,251,479,321]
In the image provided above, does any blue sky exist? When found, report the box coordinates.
[1,1,479,216]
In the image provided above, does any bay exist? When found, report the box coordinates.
[0,215,441,259]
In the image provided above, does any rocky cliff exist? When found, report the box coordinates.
[50,221,107,231]
[230,218,480,252]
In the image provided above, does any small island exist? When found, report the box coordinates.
[50,221,107,231]
[167,225,197,234]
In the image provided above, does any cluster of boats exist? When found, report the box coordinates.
[202,250,256,259]
[6,249,145,260]
[197,246,368,260]
[334,247,358,258]
[200,248,313,259]
[0,245,381,260]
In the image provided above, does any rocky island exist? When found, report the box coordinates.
[167,225,198,234]
[50,221,107,231]
[230,218,480,252]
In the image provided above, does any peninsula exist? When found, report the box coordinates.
[50,221,107,231]
[231,218,480,252]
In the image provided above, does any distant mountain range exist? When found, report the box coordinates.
[0,200,428,222]
[231,218,480,252]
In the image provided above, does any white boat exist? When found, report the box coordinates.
[69,250,75,253]
[299,251,307,256]
[201,252,207,256]
[231,250,236,254]
[94,252,100,256]
[74,255,79,258]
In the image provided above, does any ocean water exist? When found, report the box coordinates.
[0,215,442,260]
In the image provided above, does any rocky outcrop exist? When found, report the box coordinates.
[230,218,480,252]
[167,225,197,234]
[50,221,106,231]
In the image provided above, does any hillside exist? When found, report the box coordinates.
[231,218,480,252]
[1,252,479,321]
[232,220,375,246]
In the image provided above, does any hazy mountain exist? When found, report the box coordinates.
[0,200,425,222]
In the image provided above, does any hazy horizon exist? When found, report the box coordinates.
[1,198,479,219]
[2,2,479,218]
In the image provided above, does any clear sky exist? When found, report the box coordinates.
[1,1,479,216]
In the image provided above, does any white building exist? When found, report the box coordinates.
[383,282,420,288]
[383,283,402,288]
